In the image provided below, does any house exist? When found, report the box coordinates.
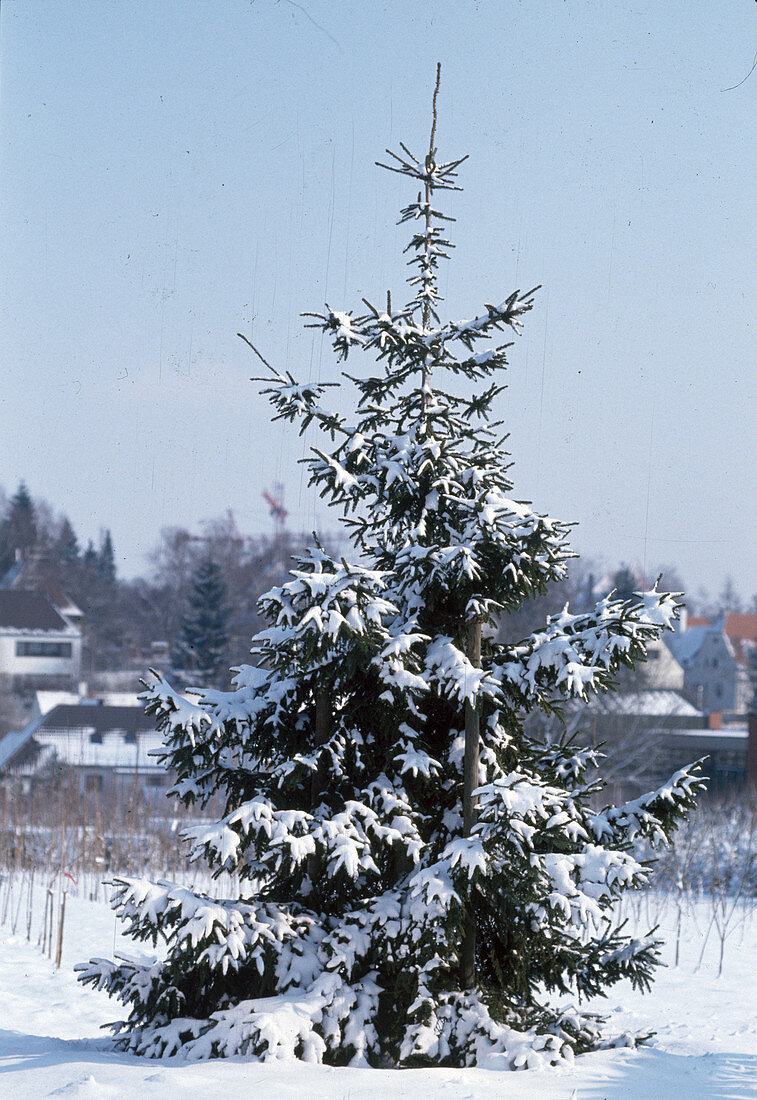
[648,719,749,795]
[541,690,705,799]
[666,613,755,715]
[636,638,685,691]
[565,690,704,762]
[30,688,142,721]
[0,552,85,631]
[692,612,757,684]
[0,701,166,799]
[576,689,704,730]
[0,590,83,692]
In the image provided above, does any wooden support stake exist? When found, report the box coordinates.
[27,867,34,941]
[462,615,482,990]
[12,876,24,934]
[310,690,331,806]
[55,891,66,969]
[1,877,12,925]
[47,888,54,958]
[39,888,49,951]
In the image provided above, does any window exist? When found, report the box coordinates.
[15,640,72,658]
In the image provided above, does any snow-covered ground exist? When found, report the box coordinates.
[1,886,755,1099]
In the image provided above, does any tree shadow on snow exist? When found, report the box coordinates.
[0,1027,141,1076]
[582,1048,757,1100]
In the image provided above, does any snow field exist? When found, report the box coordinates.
[0,882,755,1098]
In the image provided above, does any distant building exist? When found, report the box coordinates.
[0,702,166,798]
[565,690,749,794]
[637,639,685,691]
[0,590,83,692]
[577,689,704,729]
[666,613,755,715]
[550,690,705,799]
[31,688,142,720]
[650,720,748,795]
[0,553,85,631]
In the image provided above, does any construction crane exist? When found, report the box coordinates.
[262,483,288,545]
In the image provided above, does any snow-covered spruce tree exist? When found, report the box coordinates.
[77,71,704,1068]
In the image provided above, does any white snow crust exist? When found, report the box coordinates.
[2,884,755,1098]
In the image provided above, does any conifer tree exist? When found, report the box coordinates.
[78,71,703,1068]
[98,529,117,588]
[610,565,640,603]
[0,482,38,574]
[56,517,81,566]
[82,539,98,567]
[173,555,230,687]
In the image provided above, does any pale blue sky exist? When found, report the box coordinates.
[1,0,755,599]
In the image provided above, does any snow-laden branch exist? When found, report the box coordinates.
[495,588,680,704]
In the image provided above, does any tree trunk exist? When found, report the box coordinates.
[307,690,331,883]
[462,616,481,989]
[311,690,331,801]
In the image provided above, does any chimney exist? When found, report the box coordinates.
[708,711,722,731]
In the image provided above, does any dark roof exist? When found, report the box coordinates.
[0,704,157,772]
[0,590,71,631]
[40,704,155,736]
[33,579,83,618]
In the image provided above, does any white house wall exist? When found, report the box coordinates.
[0,632,82,679]
[683,632,738,712]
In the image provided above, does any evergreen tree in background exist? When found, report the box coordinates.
[55,517,81,567]
[72,531,123,671]
[98,529,117,588]
[717,575,742,614]
[79,72,703,1068]
[610,565,640,603]
[82,539,98,568]
[173,555,230,686]
[0,482,38,575]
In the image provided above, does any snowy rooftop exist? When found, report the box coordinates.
[33,730,165,771]
[34,690,143,716]
[0,704,161,775]
[661,726,747,741]
[0,731,32,770]
[581,690,702,718]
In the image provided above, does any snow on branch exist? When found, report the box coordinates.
[495,588,680,704]
[376,145,469,191]
[588,760,707,848]
[425,289,540,351]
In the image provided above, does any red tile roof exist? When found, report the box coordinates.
[684,613,757,663]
